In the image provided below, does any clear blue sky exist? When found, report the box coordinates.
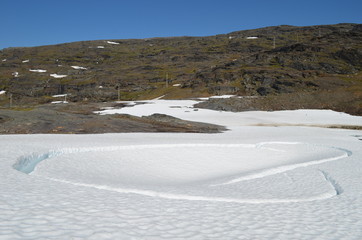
[2,0,361,49]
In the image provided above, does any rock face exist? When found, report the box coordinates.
[0,23,361,114]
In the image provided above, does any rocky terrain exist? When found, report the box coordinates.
[0,103,225,134]
[0,23,361,133]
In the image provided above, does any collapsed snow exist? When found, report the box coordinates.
[1,98,362,239]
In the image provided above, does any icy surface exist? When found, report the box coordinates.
[1,99,362,239]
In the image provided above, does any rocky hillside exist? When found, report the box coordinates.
[0,23,361,114]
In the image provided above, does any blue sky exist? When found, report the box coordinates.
[2,0,361,49]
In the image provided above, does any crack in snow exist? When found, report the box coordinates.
[12,142,351,204]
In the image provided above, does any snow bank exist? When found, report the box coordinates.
[96,99,362,128]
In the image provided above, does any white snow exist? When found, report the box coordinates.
[22,59,30,63]
[29,69,47,73]
[71,65,87,70]
[52,94,68,98]
[173,83,181,87]
[97,46,105,48]
[2,59,6,62]
[1,98,362,239]
[0,90,6,95]
[106,41,120,45]
[246,36,258,39]
[50,73,67,78]
[50,101,68,104]
[12,72,19,77]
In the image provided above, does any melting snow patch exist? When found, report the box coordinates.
[2,59,7,62]
[173,84,181,87]
[52,94,68,98]
[210,95,236,99]
[71,66,87,70]
[22,59,30,63]
[106,41,120,45]
[50,74,67,78]
[51,101,68,104]
[246,36,258,39]
[97,46,105,48]
[12,72,19,77]
[0,90,6,95]
[29,69,47,73]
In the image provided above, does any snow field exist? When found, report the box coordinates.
[1,98,362,239]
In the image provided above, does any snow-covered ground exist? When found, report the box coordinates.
[1,98,362,239]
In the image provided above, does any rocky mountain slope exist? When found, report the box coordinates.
[0,23,361,114]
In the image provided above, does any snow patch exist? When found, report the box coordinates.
[51,101,68,104]
[71,66,87,70]
[246,36,258,39]
[50,74,67,78]
[22,59,30,63]
[52,94,68,98]
[0,90,6,95]
[29,69,47,73]
[106,41,120,45]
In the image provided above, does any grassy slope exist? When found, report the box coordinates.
[0,23,361,115]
